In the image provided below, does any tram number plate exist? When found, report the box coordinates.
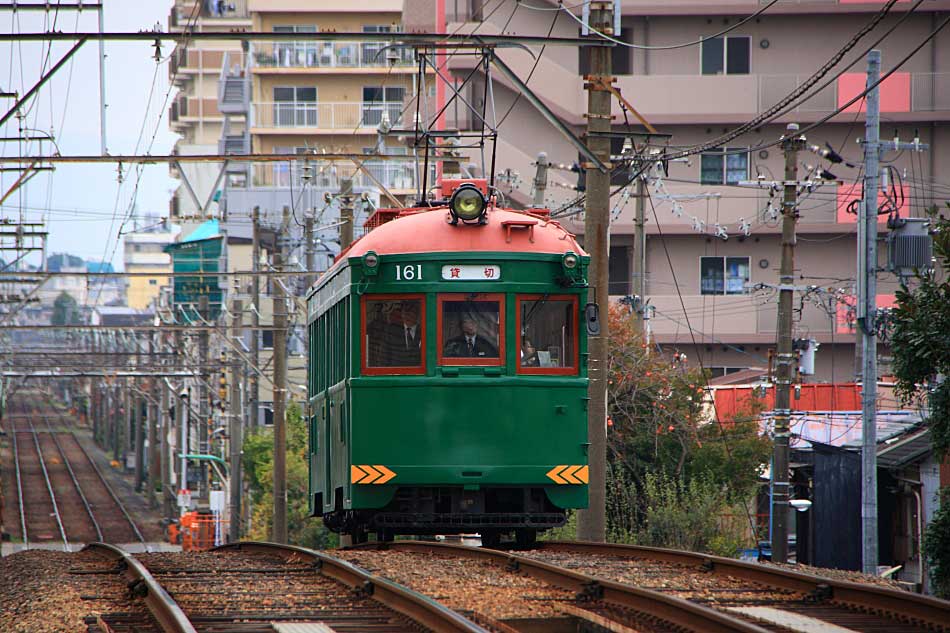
[395,264,423,281]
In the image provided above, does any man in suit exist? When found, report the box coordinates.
[444,313,498,359]
[386,301,422,366]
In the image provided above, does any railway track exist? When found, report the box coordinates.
[75,541,489,632]
[345,540,950,633]
[2,395,146,548]
[525,541,950,632]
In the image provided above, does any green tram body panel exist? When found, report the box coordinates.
[306,252,590,529]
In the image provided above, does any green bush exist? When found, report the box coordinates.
[924,487,950,598]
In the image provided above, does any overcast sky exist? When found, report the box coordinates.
[0,0,178,270]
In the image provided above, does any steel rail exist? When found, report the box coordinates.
[541,541,950,631]
[26,417,70,549]
[40,414,103,542]
[84,543,196,633]
[351,541,770,633]
[71,432,147,545]
[9,411,29,547]
[214,541,489,633]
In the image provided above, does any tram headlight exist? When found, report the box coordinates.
[562,252,579,271]
[362,251,380,276]
[449,183,487,224]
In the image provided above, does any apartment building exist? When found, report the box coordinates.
[123,221,177,310]
[443,0,950,382]
[218,0,428,243]
[168,0,251,220]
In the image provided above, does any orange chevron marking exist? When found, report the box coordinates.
[361,465,382,484]
[373,465,396,484]
[562,465,583,484]
[576,465,589,484]
[546,465,589,484]
[546,465,569,484]
[351,465,369,483]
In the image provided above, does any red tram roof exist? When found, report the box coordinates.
[340,206,586,261]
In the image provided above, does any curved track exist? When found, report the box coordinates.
[526,541,950,633]
[345,540,772,633]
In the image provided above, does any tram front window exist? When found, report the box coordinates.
[440,296,502,363]
[518,296,577,372]
[364,297,424,369]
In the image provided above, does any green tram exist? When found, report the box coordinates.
[306,180,593,545]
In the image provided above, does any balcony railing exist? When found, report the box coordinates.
[250,41,414,69]
[251,101,405,129]
[249,160,434,192]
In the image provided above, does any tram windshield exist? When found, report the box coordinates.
[518,296,577,372]
[364,297,425,370]
[440,296,502,363]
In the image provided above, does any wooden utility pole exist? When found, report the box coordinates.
[251,206,261,427]
[772,122,805,564]
[272,206,291,544]
[577,0,612,543]
[229,298,244,542]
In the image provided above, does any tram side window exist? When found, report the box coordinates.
[364,297,425,370]
[440,296,502,363]
[518,297,577,372]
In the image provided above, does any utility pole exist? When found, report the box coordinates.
[859,50,882,576]
[633,162,647,329]
[229,298,244,543]
[272,206,291,544]
[532,152,549,207]
[856,50,929,574]
[304,211,316,288]
[339,179,355,249]
[772,122,805,565]
[161,373,173,520]
[198,294,210,501]
[251,207,261,428]
[147,335,159,508]
[577,0,612,543]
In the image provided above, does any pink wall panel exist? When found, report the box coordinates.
[836,183,909,223]
[836,294,896,333]
[837,72,911,113]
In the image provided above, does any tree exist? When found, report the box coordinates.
[243,401,337,549]
[603,305,770,550]
[51,291,82,325]
[890,205,950,595]
[891,206,950,458]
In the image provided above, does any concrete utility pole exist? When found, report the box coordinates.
[229,298,244,543]
[860,51,881,576]
[633,163,647,329]
[856,50,929,575]
[577,0,612,543]
[532,152,549,207]
[161,375,173,520]
[772,122,805,565]
[340,179,355,249]
[251,206,261,427]
[198,295,210,501]
[134,388,145,492]
[272,206,291,544]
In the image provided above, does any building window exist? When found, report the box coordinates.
[273,25,318,67]
[701,256,750,295]
[700,148,748,185]
[362,86,405,126]
[261,403,274,426]
[517,295,578,374]
[707,366,747,378]
[273,86,317,126]
[362,295,425,374]
[701,36,750,75]
[437,293,504,366]
[262,329,274,349]
[579,27,633,76]
[149,279,158,286]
